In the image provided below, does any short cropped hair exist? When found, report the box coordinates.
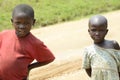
[12,4,34,19]
[89,15,108,28]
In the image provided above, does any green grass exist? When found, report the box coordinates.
[0,0,120,31]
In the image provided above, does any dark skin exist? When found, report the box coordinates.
[11,12,35,38]
[11,12,54,72]
[86,15,120,77]
[28,60,54,71]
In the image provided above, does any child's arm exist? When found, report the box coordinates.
[85,68,91,77]
[28,41,55,71]
[82,48,91,77]
[28,59,54,71]
[113,40,120,77]
[119,72,120,77]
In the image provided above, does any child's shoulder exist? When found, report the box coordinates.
[83,45,94,52]
[105,40,120,50]
[28,32,44,44]
[84,45,94,49]
[105,39,117,43]
[105,39,119,43]
[0,30,13,35]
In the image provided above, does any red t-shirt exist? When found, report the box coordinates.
[0,30,55,80]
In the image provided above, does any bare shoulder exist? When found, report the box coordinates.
[104,40,120,50]
[112,40,120,50]
[109,40,120,50]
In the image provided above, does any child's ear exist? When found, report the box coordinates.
[106,29,108,34]
[11,19,13,23]
[33,19,36,26]
[88,29,90,32]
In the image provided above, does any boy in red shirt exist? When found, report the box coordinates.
[0,4,55,80]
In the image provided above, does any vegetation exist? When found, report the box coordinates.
[0,0,120,31]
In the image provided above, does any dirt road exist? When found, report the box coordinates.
[32,10,120,54]
[30,10,120,80]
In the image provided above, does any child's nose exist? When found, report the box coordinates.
[19,24,25,29]
[95,31,100,35]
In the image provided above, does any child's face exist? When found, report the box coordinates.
[11,12,35,37]
[88,24,108,44]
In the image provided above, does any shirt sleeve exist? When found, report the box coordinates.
[34,41,55,62]
[0,32,3,46]
[116,50,120,72]
[82,48,91,69]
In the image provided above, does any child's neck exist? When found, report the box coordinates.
[94,40,106,48]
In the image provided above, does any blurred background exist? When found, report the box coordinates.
[0,0,120,31]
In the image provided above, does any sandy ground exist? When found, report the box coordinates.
[31,10,120,54]
[29,10,120,80]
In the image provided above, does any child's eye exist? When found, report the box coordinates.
[91,29,96,32]
[24,22,31,25]
[15,22,20,25]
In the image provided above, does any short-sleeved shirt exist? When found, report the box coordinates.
[82,44,120,80]
[0,30,55,80]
